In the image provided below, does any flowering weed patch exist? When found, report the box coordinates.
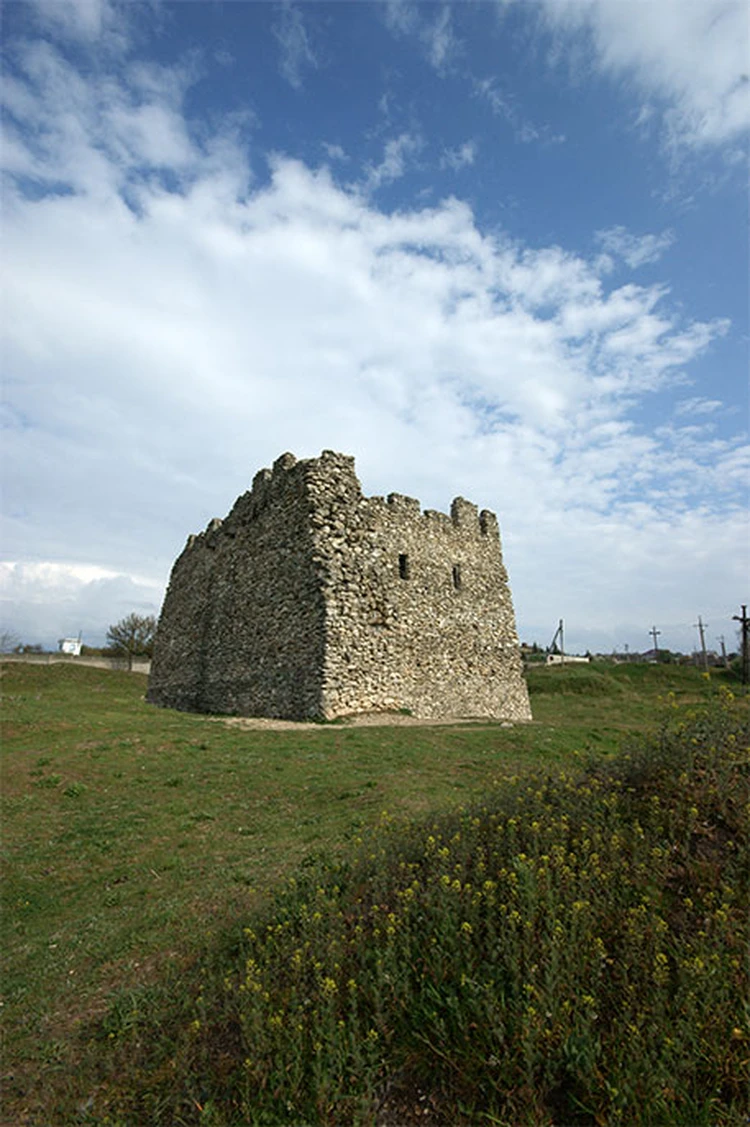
[103,687,749,1126]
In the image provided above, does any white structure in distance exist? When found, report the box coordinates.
[58,637,82,656]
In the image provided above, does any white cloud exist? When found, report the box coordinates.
[361,132,423,191]
[0,562,163,647]
[423,5,459,73]
[474,77,565,145]
[322,142,348,163]
[273,3,319,90]
[596,225,676,269]
[674,396,725,416]
[384,0,418,37]
[538,0,750,148]
[384,0,460,73]
[0,40,216,198]
[106,101,195,168]
[1,36,745,654]
[28,0,130,47]
[440,140,477,171]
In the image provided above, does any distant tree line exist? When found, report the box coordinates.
[0,613,157,669]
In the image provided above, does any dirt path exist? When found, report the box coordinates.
[218,712,514,731]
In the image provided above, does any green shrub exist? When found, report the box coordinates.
[101,688,749,1126]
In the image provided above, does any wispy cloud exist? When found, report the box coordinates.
[423,5,458,73]
[361,132,422,191]
[0,40,249,200]
[322,142,348,163]
[596,226,676,269]
[440,140,477,171]
[384,0,418,37]
[474,77,565,145]
[674,396,726,417]
[28,0,130,47]
[273,2,319,90]
[384,0,460,74]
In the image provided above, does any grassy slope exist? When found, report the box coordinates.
[163,690,747,1127]
[0,661,741,1124]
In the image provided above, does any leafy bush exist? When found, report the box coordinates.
[99,688,749,1126]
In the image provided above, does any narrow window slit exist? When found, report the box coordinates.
[398,553,410,580]
[452,564,462,590]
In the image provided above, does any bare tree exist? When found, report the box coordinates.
[106,613,156,671]
[0,629,20,654]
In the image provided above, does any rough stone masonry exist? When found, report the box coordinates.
[147,451,532,722]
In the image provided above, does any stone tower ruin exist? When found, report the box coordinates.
[147,451,531,722]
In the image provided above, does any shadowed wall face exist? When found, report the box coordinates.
[148,451,531,722]
[147,454,326,718]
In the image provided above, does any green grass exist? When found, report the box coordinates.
[1,660,746,1125]
[117,688,747,1127]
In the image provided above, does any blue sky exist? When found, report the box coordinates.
[1,0,748,657]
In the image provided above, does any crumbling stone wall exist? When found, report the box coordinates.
[147,451,531,722]
[147,453,325,717]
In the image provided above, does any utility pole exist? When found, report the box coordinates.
[717,635,729,669]
[694,615,708,671]
[732,605,749,687]
[549,619,565,664]
[649,626,661,661]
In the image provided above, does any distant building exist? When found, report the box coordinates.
[58,637,82,656]
[545,653,590,666]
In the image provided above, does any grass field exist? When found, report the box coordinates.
[1,660,747,1125]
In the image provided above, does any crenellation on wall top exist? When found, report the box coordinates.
[273,452,297,472]
[450,497,478,527]
[180,452,500,551]
[386,492,421,512]
[319,448,354,464]
[252,467,272,491]
[422,508,452,529]
[182,516,222,554]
